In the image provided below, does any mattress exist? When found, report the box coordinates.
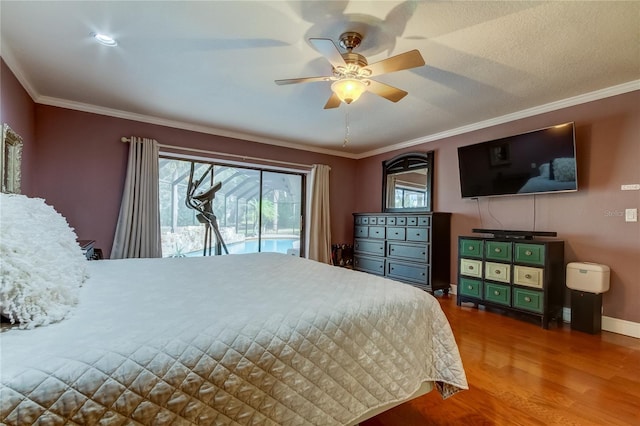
[1,252,467,425]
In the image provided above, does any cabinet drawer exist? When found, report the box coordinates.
[513,265,544,289]
[484,262,511,283]
[396,217,407,226]
[387,227,406,240]
[388,242,428,262]
[513,288,543,313]
[485,241,512,262]
[485,283,511,306]
[459,277,482,298]
[387,260,428,284]
[406,217,418,226]
[459,238,483,258]
[369,226,385,239]
[417,216,431,226]
[354,239,385,256]
[460,258,482,278]
[515,243,545,265]
[354,255,385,276]
[354,226,368,238]
[406,228,429,242]
[386,217,397,226]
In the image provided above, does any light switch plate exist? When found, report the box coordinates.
[621,184,640,191]
[625,208,638,222]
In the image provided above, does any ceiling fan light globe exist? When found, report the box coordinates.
[331,79,366,104]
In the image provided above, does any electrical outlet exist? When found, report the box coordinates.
[626,208,638,222]
[621,184,640,191]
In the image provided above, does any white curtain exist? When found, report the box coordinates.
[308,164,332,264]
[111,137,162,259]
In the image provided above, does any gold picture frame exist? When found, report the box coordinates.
[1,123,23,194]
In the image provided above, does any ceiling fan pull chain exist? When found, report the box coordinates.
[343,107,350,147]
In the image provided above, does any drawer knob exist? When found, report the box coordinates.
[468,246,474,251]
[525,250,533,256]
[494,248,501,253]
[525,274,532,279]
[468,285,473,290]
[495,270,501,274]
[468,265,474,270]
[524,296,532,302]
[494,290,500,296]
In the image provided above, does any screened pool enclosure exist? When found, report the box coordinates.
[159,158,304,257]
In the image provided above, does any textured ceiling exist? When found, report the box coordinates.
[1,1,639,158]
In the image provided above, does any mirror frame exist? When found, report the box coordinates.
[1,123,23,194]
[382,151,434,212]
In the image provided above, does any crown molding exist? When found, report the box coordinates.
[3,45,637,161]
[35,96,361,159]
[356,80,640,159]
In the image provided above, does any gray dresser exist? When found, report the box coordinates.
[353,212,451,293]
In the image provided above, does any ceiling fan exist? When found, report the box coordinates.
[275,32,425,109]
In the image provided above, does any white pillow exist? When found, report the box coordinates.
[552,157,576,182]
[0,193,88,328]
[539,163,550,179]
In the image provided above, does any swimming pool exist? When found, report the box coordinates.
[185,238,299,256]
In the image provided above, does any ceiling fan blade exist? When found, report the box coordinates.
[275,76,330,85]
[309,38,347,69]
[365,49,425,77]
[366,80,408,103]
[323,92,342,109]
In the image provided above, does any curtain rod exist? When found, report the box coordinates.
[120,137,313,170]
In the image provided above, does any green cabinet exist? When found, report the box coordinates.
[353,212,451,293]
[457,235,564,329]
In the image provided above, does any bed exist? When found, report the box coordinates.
[0,194,467,425]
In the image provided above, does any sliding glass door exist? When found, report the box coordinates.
[159,157,304,257]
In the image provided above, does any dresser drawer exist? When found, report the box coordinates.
[386,217,397,226]
[460,258,482,278]
[485,283,511,306]
[354,238,385,256]
[387,260,428,284]
[406,217,418,226]
[459,238,483,258]
[396,217,407,226]
[417,216,431,226]
[406,228,429,243]
[368,226,385,239]
[354,226,368,238]
[371,216,386,225]
[387,227,406,241]
[459,277,483,298]
[388,242,428,262]
[515,243,545,265]
[485,241,512,262]
[513,288,543,313]
[484,261,511,283]
[513,265,544,289]
[354,255,385,276]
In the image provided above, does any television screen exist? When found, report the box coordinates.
[457,122,577,198]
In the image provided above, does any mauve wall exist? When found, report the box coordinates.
[1,59,36,194]
[355,91,640,323]
[31,105,358,258]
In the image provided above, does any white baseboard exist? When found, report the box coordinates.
[450,284,639,338]
[601,316,640,338]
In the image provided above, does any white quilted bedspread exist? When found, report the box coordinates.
[1,253,467,425]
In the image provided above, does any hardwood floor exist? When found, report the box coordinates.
[363,295,640,426]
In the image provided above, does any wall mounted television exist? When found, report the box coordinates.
[458,122,577,199]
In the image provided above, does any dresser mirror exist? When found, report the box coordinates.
[382,151,433,212]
